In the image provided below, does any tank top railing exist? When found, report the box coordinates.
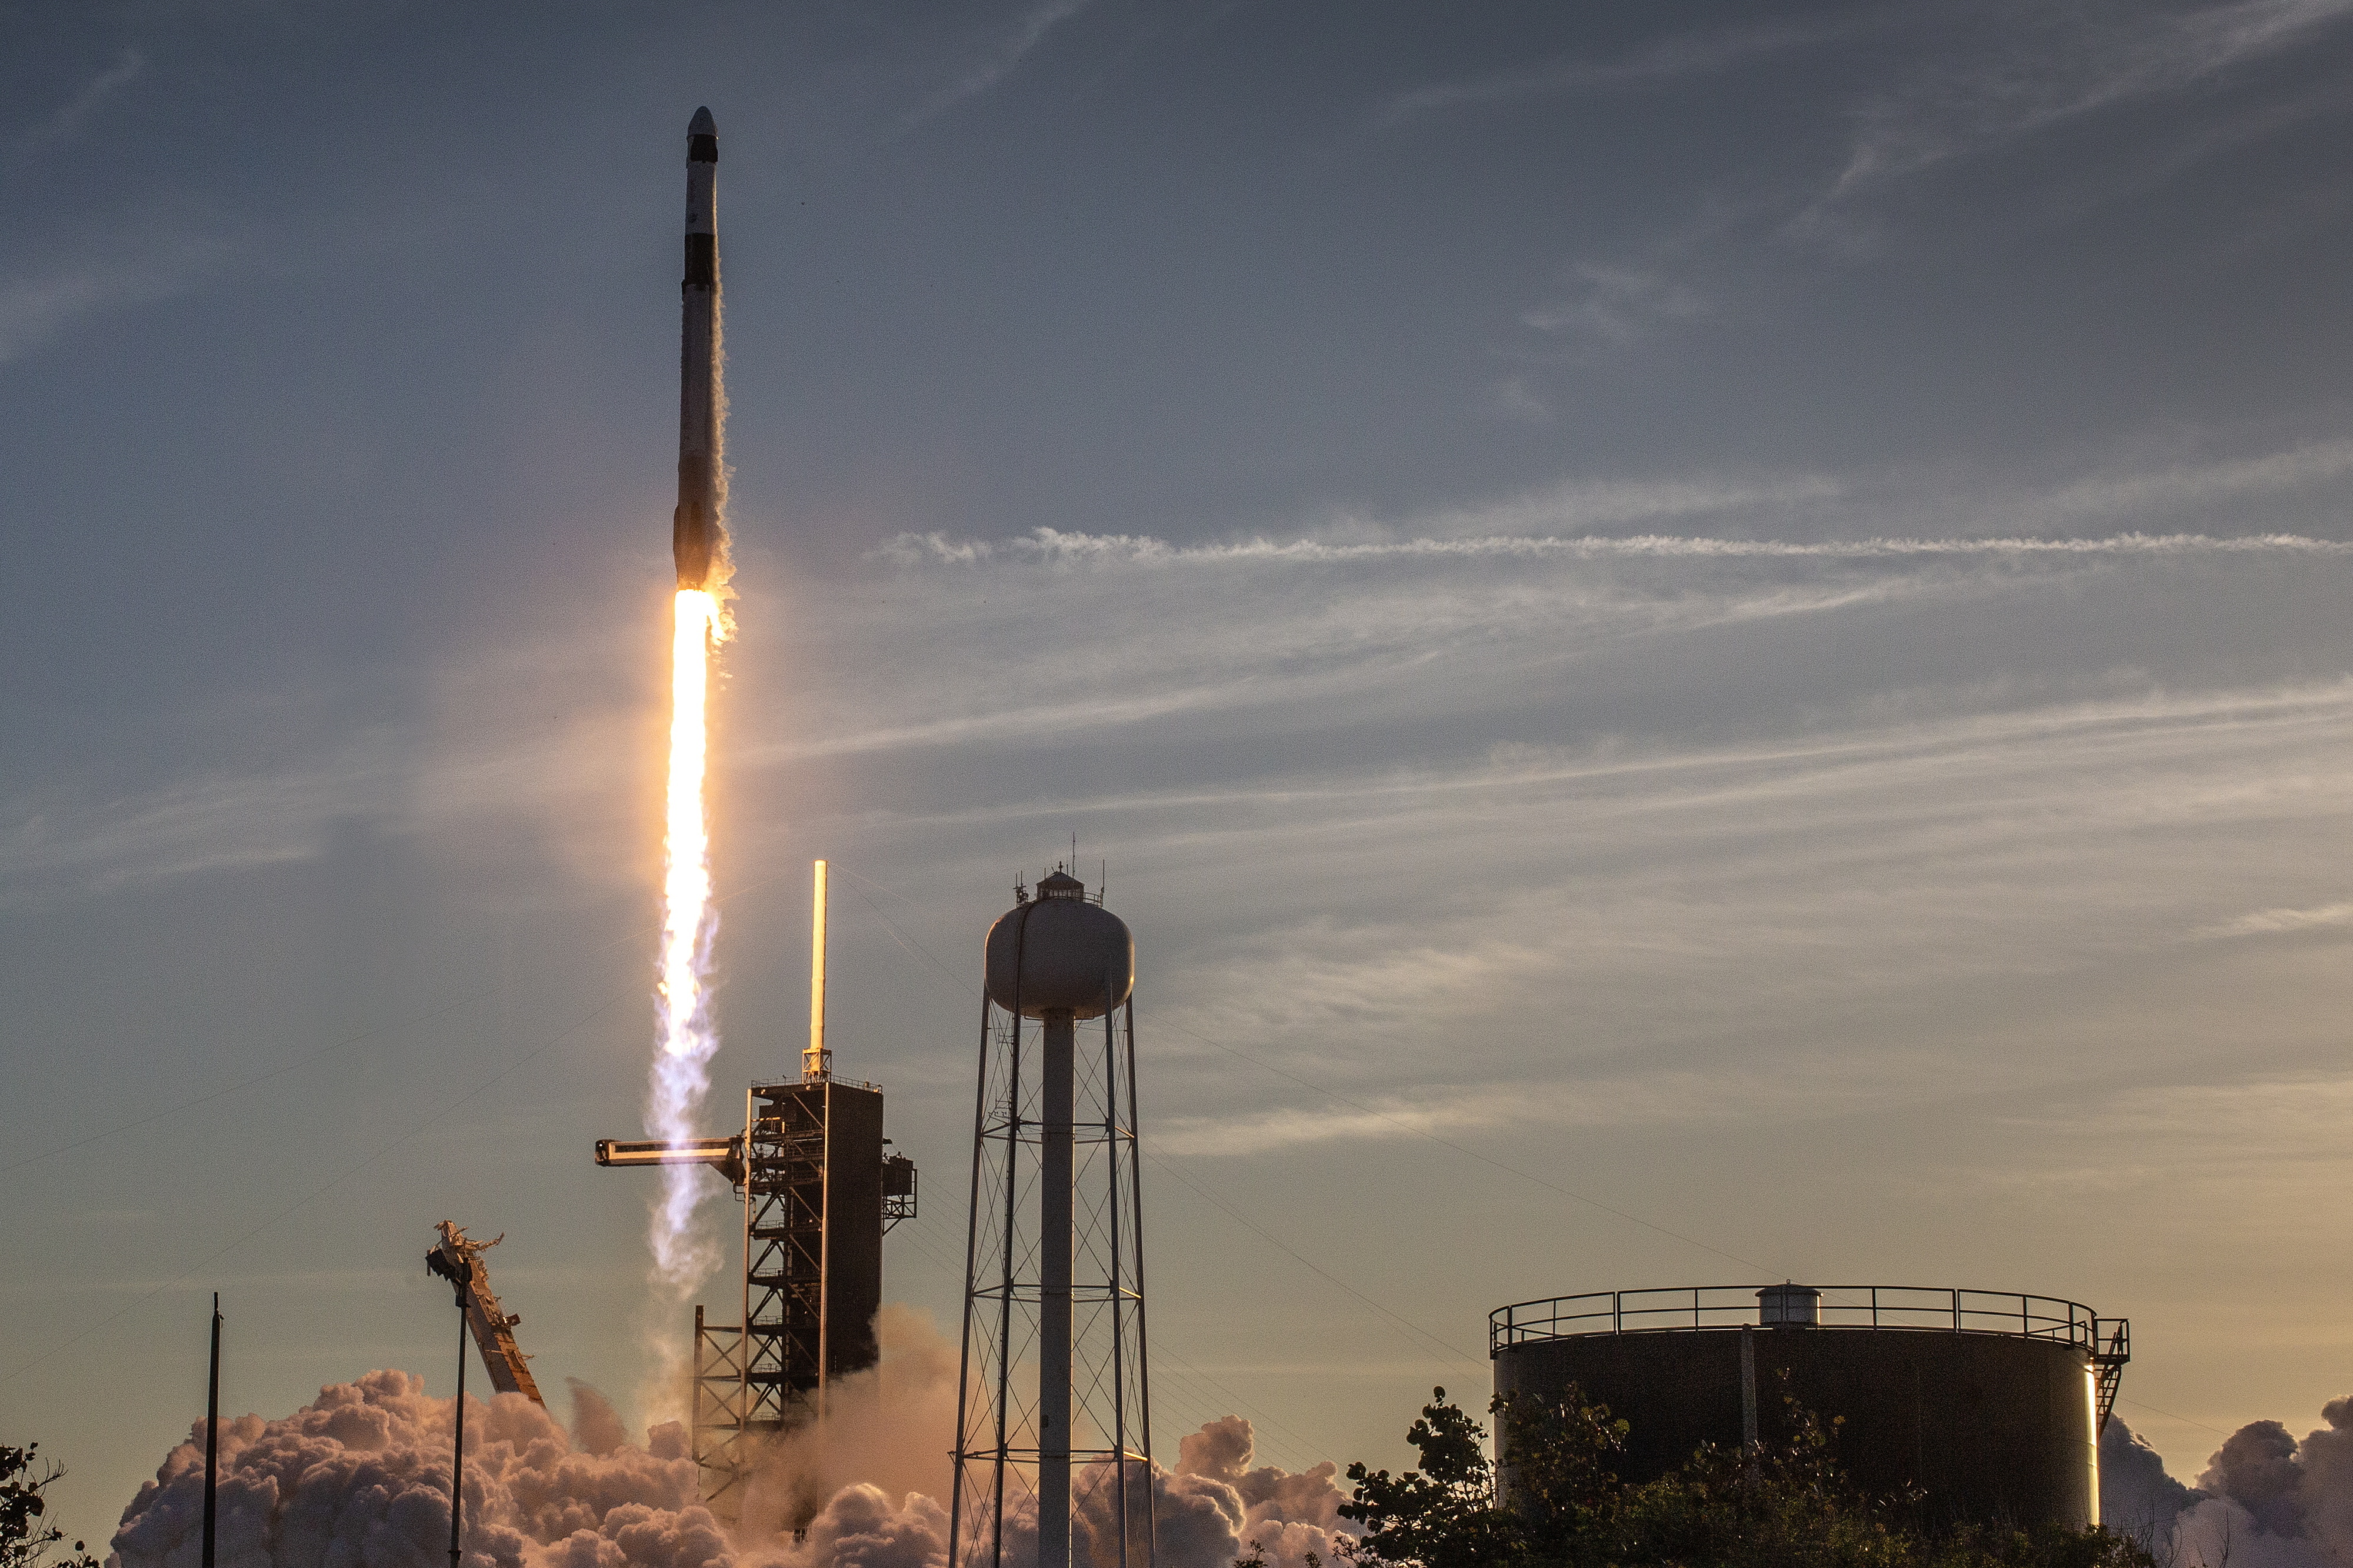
[1489,1286,2113,1356]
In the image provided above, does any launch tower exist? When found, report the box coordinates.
[597,862,917,1510]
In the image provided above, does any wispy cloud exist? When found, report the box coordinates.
[882,473,1849,563]
[2025,438,2353,525]
[10,49,143,158]
[35,525,2344,896]
[903,0,1094,129]
[2202,901,2353,938]
[0,233,231,364]
[892,669,2353,1143]
[1377,17,1859,125]
[1349,435,2353,543]
[1486,373,1557,423]
[876,526,2351,569]
[1522,263,1714,345]
[1155,1067,1907,1156]
[26,430,2353,900]
[1804,0,2353,223]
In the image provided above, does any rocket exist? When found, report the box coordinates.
[674,107,722,591]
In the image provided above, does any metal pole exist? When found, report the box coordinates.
[449,1280,468,1568]
[991,910,1035,1568]
[740,1087,754,1444]
[1740,1326,1757,1450]
[1104,1010,1129,1568]
[1039,1009,1075,1568]
[950,990,993,1568]
[1121,997,1155,1568]
[989,1011,1018,1568]
[202,1295,220,1568]
[818,1083,832,1410]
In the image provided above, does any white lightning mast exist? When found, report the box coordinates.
[805,859,831,1081]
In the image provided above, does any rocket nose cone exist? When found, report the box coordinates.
[688,106,716,135]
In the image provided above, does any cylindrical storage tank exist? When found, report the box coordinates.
[1492,1287,2111,1532]
[984,871,1135,1020]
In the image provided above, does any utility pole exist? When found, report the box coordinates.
[426,1246,476,1568]
[201,1295,221,1568]
[449,1293,466,1568]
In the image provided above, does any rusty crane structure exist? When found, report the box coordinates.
[425,1222,545,1405]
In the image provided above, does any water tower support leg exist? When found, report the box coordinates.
[1041,1010,1075,1568]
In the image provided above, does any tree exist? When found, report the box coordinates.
[2,1446,101,1568]
[1340,1388,1518,1568]
[1334,1386,2155,1568]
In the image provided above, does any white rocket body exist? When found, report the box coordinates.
[674,107,721,590]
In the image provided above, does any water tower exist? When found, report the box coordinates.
[953,869,1152,1568]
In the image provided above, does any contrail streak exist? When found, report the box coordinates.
[881,528,2353,567]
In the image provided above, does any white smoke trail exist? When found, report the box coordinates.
[648,588,724,1294]
[876,528,2353,568]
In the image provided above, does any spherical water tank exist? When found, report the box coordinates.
[985,872,1134,1020]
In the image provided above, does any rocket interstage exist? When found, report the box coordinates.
[674,106,725,593]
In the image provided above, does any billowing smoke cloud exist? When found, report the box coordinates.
[2103,1399,2353,1568]
[725,1305,961,1550]
[1164,1417,1347,1568]
[109,1369,726,1568]
[2101,1419,2199,1550]
[109,1308,1348,1568]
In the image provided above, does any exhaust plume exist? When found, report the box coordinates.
[2103,1398,2353,1568]
[106,1310,1349,1568]
[647,585,726,1305]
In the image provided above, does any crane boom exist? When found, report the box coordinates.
[427,1222,545,1406]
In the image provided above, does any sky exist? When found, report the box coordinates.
[6,0,2353,1549]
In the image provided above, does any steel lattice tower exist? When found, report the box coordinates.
[954,871,1151,1568]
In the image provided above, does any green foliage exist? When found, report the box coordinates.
[1339,1389,1517,1568]
[1329,1386,2154,1568]
[1,1445,100,1568]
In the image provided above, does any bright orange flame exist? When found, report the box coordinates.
[648,587,724,1287]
